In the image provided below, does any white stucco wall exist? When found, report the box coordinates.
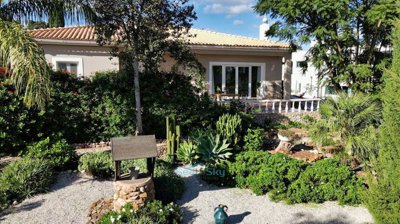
[291,50,325,98]
[41,44,119,77]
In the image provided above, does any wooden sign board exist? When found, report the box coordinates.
[111,135,158,161]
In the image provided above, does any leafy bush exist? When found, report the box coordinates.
[228,150,271,188]
[98,201,182,224]
[243,128,266,151]
[216,113,242,145]
[364,20,400,224]
[77,152,148,178]
[0,158,54,205]
[24,137,76,170]
[230,152,307,199]
[177,140,198,165]
[198,134,232,165]
[78,152,113,178]
[229,152,362,205]
[153,160,185,204]
[287,158,363,205]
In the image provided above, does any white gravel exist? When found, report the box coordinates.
[0,170,374,224]
[177,174,374,224]
[0,172,113,224]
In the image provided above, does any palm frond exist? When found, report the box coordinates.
[0,20,51,109]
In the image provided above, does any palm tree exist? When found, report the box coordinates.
[0,20,51,108]
[0,0,93,109]
[308,93,381,162]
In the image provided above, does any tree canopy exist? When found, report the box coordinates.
[91,0,199,134]
[255,0,399,92]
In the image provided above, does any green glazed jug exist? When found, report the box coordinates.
[214,204,228,224]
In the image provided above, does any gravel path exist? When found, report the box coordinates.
[177,173,374,224]
[0,169,374,224]
[0,172,113,224]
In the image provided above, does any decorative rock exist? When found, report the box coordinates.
[88,198,113,224]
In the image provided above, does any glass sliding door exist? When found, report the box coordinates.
[251,66,261,97]
[212,66,222,93]
[210,63,264,98]
[225,66,236,94]
[238,67,250,97]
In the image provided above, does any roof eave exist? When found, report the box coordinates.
[34,39,291,53]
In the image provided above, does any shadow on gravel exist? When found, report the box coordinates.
[291,212,351,224]
[178,174,230,206]
[0,199,45,220]
[181,205,200,223]
[50,172,110,192]
[228,211,251,223]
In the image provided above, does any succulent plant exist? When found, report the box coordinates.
[198,133,232,165]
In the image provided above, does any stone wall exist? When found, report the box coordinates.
[113,177,155,212]
[254,112,320,126]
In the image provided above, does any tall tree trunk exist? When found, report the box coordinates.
[133,54,143,135]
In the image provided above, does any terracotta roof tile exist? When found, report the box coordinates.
[28,26,289,49]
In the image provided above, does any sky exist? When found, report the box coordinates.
[189,0,265,39]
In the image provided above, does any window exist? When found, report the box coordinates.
[52,57,83,77]
[210,62,264,98]
[296,61,307,68]
[56,62,78,75]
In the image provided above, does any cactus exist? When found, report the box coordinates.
[216,113,242,145]
[166,115,181,161]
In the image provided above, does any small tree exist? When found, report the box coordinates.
[91,0,198,134]
[364,20,400,224]
[255,0,399,92]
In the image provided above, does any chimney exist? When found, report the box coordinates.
[259,16,269,41]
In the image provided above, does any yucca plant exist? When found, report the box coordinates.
[198,133,232,165]
[177,140,198,165]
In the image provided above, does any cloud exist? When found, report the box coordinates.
[233,20,244,25]
[202,0,255,15]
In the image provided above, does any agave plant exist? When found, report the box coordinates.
[177,140,199,165]
[198,134,232,165]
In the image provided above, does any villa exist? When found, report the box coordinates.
[28,19,293,100]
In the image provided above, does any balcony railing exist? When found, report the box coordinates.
[216,97,321,113]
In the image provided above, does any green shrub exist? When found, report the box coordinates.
[364,20,400,224]
[177,140,198,165]
[198,134,232,165]
[98,201,182,224]
[287,158,363,205]
[228,150,272,188]
[78,152,148,178]
[230,152,307,199]
[216,113,242,145]
[0,158,54,204]
[78,152,113,178]
[24,137,76,170]
[154,160,185,204]
[243,128,266,151]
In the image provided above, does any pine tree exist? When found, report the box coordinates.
[364,20,400,224]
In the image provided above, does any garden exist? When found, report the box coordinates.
[0,68,380,223]
[1,0,400,223]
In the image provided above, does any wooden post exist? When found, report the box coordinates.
[292,101,295,112]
